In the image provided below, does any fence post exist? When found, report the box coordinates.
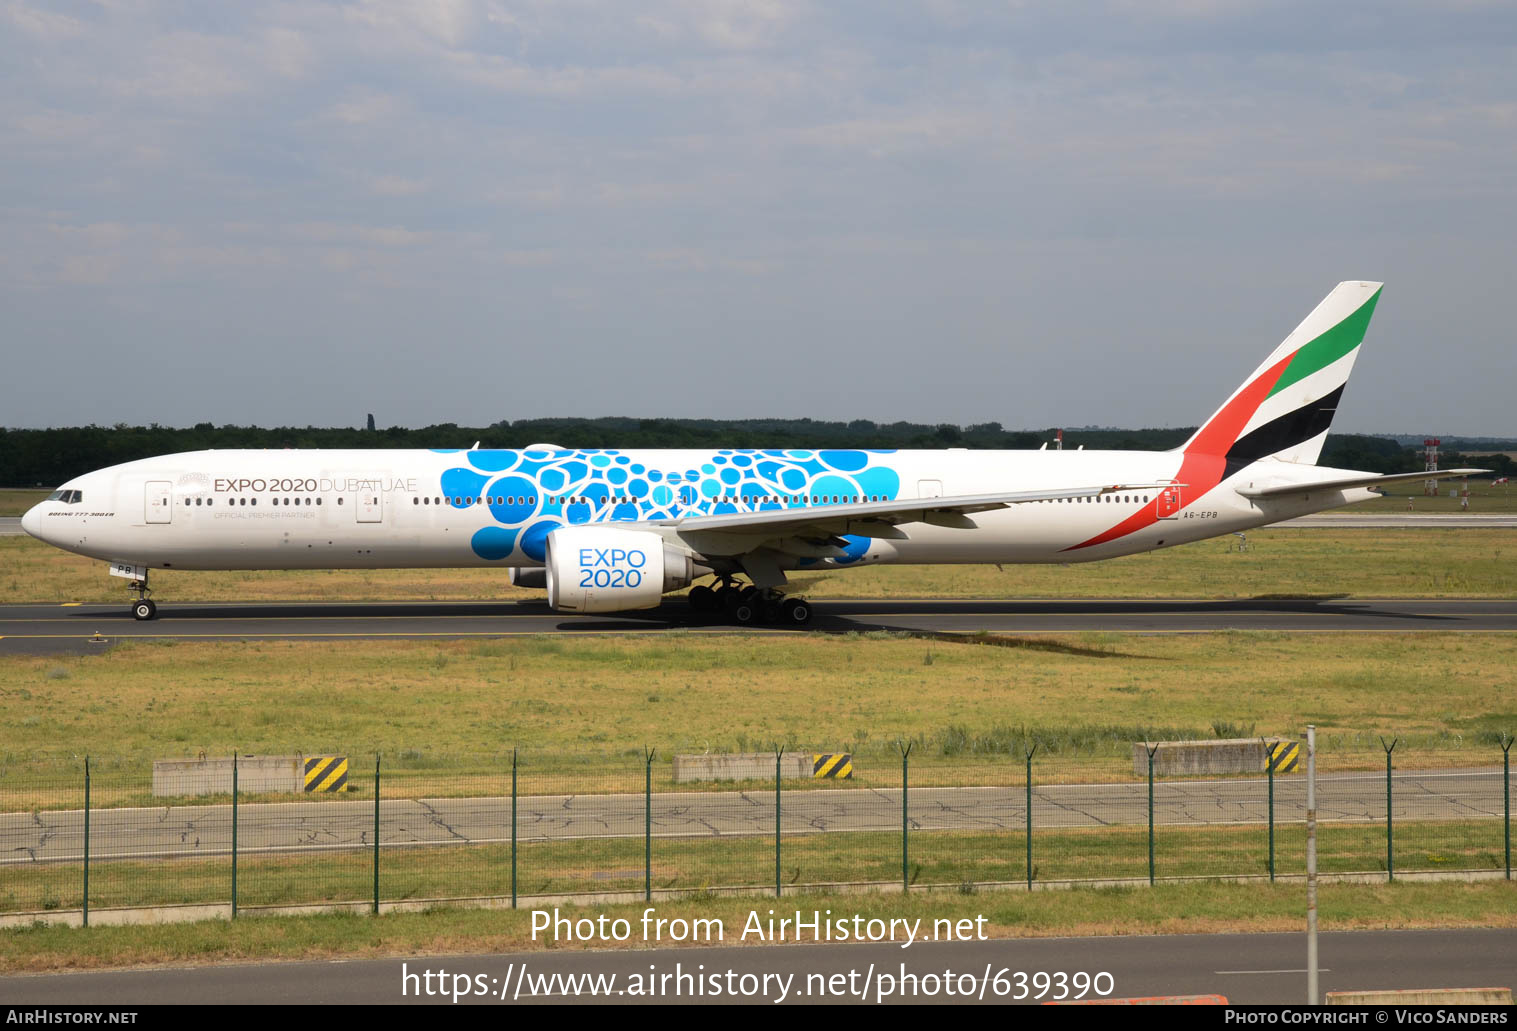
[644,747,654,904]
[1381,737,1398,882]
[1146,742,1159,886]
[372,754,380,915]
[510,749,518,909]
[1025,745,1037,890]
[1263,737,1275,882]
[1306,726,1318,1005]
[231,754,238,919]
[774,746,783,899]
[1502,735,1512,881]
[899,742,911,894]
[82,756,90,929]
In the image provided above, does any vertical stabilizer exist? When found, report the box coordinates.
[1180,281,1382,472]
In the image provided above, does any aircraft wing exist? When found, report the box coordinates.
[644,482,1176,554]
[1237,468,1488,499]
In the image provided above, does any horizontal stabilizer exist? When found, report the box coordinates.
[1238,468,1488,499]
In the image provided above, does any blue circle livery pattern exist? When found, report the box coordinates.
[429,448,902,566]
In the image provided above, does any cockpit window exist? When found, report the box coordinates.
[48,490,83,504]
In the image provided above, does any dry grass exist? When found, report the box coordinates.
[0,490,46,517]
[1330,488,1517,515]
[1,634,1512,787]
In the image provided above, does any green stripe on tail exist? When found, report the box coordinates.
[1266,287,1381,398]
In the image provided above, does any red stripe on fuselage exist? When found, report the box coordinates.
[1063,354,1292,552]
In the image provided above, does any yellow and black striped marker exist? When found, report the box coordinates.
[304,755,349,792]
[1267,740,1300,774]
[813,753,853,779]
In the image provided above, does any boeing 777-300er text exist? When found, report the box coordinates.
[22,281,1483,624]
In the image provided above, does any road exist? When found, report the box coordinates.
[1,597,1515,654]
[1,928,1513,1004]
[4,767,1508,866]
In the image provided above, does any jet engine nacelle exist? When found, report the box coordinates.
[544,527,696,613]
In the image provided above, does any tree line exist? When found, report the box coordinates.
[1,419,1510,487]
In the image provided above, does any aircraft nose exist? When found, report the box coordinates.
[20,503,46,541]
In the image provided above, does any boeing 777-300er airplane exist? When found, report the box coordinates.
[22,281,1483,625]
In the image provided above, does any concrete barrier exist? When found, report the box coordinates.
[673,753,813,783]
[1133,739,1284,777]
[1326,988,1512,1005]
[152,755,302,796]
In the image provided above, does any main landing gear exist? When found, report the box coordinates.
[686,580,813,626]
[128,577,157,621]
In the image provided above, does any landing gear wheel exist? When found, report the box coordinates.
[779,597,812,626]
[731,598,758,624]
[688,585,718,613]
[132,599,157,621]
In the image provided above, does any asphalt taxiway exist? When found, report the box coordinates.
[2,928,1513,1004]
[0,597,1513,653]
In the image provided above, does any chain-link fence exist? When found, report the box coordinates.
[2,739,1512,923]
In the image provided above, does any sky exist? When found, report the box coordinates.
[3,0,1515,435]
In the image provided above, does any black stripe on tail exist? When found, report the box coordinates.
[1223,385,1344,479]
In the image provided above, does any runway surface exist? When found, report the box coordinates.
[1,597,1514,652]
[2,928,1513,1004]
[5,767,1508,866]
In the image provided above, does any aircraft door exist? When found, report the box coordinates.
[917,479,944,499]
[1157,484,1182,519]
[145,481,173,524]
[357,490,383,523]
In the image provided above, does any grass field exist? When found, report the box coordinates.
[4,528,1516,603]
[1332,487,1517,515]
[2,880,1514,973]
[0,490,45,516]
[2,634,1512,792]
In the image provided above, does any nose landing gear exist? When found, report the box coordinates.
[127,577,157,621]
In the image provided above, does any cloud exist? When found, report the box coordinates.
[0,0,1514,430]
[370,175,427,196]
[4,1,85,39]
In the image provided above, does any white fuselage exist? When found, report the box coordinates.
[21,446,1371,575]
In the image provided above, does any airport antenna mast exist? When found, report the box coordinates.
[1423,437,1440,496]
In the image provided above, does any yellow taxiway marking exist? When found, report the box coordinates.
[59,602,82,607]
